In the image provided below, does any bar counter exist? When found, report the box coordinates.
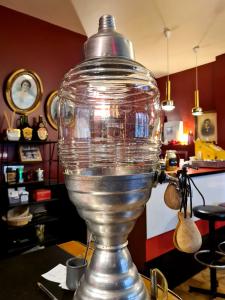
[182,167,225,177]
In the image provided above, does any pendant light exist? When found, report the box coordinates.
[161,28,175,112]
[192,46,203,116]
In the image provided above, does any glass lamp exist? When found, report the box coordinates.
[161,28,175,112]
[192,46,203,116]
[161,79,175,111]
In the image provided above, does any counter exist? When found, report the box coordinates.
[146,167,225,261]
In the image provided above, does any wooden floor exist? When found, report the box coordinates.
[173,268,225,299]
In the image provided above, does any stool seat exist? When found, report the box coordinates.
[193,205,225,221]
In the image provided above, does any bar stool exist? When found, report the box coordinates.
[218,202,225,254]
[189,205,225,298]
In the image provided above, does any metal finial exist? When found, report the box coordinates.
[98,15,116,31]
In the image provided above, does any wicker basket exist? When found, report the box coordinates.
[2,214,33,226]
[2,206,32,226]
[7,206,29,219]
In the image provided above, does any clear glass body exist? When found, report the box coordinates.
[58,57,161,175]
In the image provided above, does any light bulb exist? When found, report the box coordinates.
[161,100,175,111]
[192,106,203,116]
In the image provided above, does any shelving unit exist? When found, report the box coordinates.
[0,139,87,259]
[0,139,63,257]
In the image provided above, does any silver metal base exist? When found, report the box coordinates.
[74,242,149,300]
[65,172,156,300]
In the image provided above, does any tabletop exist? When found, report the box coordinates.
[0,240,181,299]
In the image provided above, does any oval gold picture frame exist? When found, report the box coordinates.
[45,90,59,130]
[5,68,43,114]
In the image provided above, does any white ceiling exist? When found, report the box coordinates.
[1,0,225,78]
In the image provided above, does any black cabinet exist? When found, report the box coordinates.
[0,140,86,258]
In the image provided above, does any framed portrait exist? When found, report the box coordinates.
[196,111,217,143]
[19,145,42,163]
[5,69,43,114]
[45,91,59,130]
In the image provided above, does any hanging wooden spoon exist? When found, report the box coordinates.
[173,211,202,253]
[164,183,181,210]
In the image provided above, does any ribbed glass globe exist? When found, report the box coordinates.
[58,57,161,175]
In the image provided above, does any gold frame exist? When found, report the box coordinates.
[195,111,217,143]
[5,68,43,114]
[19,145,42,163]
[45,90,58,130]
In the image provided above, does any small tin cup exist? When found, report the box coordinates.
[66,257,87,291]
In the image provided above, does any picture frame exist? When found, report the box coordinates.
[5,69,43,114]
[163,121,183,143]
[19,145,42,163]
[45,91,59,130]
[3,165,24,183]
[196,111,217,143]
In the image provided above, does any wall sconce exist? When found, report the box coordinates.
[192,46,203,116]
[161,28,175,112]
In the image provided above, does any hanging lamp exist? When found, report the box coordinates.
[192,46,203,116]
[161,28,175,112]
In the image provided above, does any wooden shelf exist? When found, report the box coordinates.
[8,197,59,208]
[6,215,60,231]
[0,140,57,145]
[5,180,45,188]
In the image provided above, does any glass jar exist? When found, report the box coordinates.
[58,15,161,176]
[165,150,178,171]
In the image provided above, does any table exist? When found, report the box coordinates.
[0,241,181,299]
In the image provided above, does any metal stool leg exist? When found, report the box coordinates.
[189,220,225,298]
[209,220,217,296]
[218,241,225,254]
[210,268,217,296]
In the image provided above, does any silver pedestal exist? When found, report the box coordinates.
[65,172,156,300]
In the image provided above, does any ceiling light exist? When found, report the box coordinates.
[161,28,175,112]
[192,46,203,116]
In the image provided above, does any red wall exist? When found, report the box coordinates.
[0,5,87,140]
[157,57,225,146]
[2,4,224,148]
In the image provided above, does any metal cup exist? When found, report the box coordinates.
[66,257,87,291]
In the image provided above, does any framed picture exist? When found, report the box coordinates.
[3,165,24,183]
[163,121,183,142]
[19,145,42,163]
[5,69,43,114]
[196,111,217,143]
[45,91,59,130]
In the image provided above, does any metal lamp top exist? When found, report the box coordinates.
[84,15,135,60]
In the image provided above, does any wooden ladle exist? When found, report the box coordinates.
[164,183,181,210]
[173,211,202,253]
